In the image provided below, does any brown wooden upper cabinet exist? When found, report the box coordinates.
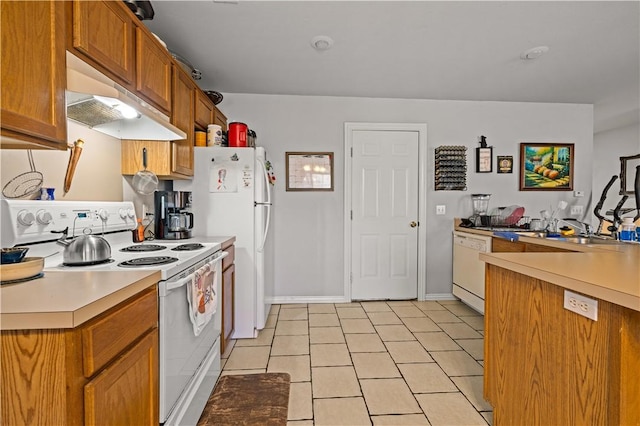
[171,65,196,176]
[195,92,228,131]
[68,0,172,116]
[213,106,228,131]
[136,26,173,115]
[121,140,178,179]
[67,0,135,88]
[195,90,215,130]
[0,1,67,149]
[122,65,196,180]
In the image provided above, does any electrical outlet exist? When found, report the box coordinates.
[564,290,598,321]
[573,190,584,197]
[570,205,583,215]
[436,205,446,215]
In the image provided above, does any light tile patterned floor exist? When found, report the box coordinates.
[220,300,492,426]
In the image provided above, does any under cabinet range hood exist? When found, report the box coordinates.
[66,53,186,141]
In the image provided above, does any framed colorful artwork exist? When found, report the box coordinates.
[519,143,574,191]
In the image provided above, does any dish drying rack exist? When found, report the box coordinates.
[477,215,531,229]
[473,205,530,229]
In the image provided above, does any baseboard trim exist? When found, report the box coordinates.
[269,296,351,305]
[422,293,458,301]
[269,294,457,304]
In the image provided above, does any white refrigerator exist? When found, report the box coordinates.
[175,146,272,338]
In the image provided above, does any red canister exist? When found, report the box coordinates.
[228,122,248,147]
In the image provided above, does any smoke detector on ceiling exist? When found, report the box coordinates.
[311,35,334,51]
[520,46,549,60]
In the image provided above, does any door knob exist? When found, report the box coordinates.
[410,221,418,228]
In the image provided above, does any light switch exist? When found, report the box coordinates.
[436,205,446,215]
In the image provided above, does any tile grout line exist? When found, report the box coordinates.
[225,300,492,425]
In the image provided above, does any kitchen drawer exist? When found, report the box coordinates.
[491,238,526,252]
[223,244,235,271]
[525,243,573,253]
[84,328,158,425]
[81,286,157,377]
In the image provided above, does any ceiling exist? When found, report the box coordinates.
[144,1,640,132]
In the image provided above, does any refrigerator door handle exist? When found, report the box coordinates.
[257,204,271,252]
[257,157,272,205]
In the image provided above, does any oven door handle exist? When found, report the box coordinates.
[165,273,195,292]
[164,251,228,292]
[212,250,229,263]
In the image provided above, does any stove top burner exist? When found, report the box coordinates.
[63,259,115,267]
[118,256,179,267]
[120,244,167,252]
[171,243,205,251]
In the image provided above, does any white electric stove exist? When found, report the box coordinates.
[1,199,224,425]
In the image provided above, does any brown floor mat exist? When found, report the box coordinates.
[197,373,291,426]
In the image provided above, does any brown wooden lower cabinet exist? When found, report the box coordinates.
[0,286,158,426]
[491,237,574,253]
[221,238,236,354]
[84,329,158,425]
[484,265,640,425]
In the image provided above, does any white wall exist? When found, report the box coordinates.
[0,96,598,302]
[1,121,123,201]
[220,94,594,301]
[592,122,640,228]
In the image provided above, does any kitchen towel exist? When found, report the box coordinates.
[493,231,520,242]
[186,264,217,336]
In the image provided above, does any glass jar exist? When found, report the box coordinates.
[619,217,636,241]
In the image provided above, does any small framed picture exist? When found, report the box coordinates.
[476,147,493,173]
[497,156,513,174]
[285,152,334,191]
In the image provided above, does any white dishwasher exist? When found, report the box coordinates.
[452,231,492,314]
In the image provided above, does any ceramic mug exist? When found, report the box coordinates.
[207,125,222,146]
[530,218,546,231]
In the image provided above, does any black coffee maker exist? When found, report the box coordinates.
[154,191,194,239]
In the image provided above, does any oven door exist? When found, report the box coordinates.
[158,250,227,423]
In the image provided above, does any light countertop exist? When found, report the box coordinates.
[1,235,236,331]
[454,223,640,312]
[0,270,161,330]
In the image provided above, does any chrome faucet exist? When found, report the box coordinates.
[556,218,593,237]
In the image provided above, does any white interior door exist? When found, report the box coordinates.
[350,129,420,300]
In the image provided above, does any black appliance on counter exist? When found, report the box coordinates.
[154,190,194,239]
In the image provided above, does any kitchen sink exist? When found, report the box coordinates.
[543,235,623,245]
[514,231,547,238]
[472,228,626,245]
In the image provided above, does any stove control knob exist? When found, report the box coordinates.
[127,208,135,219]
[98,209,109,221]
[17,210,35,227]
[118,208,127,219]
[36,210,53,225]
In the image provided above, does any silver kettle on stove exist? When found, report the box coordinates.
[55,227,112,266]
